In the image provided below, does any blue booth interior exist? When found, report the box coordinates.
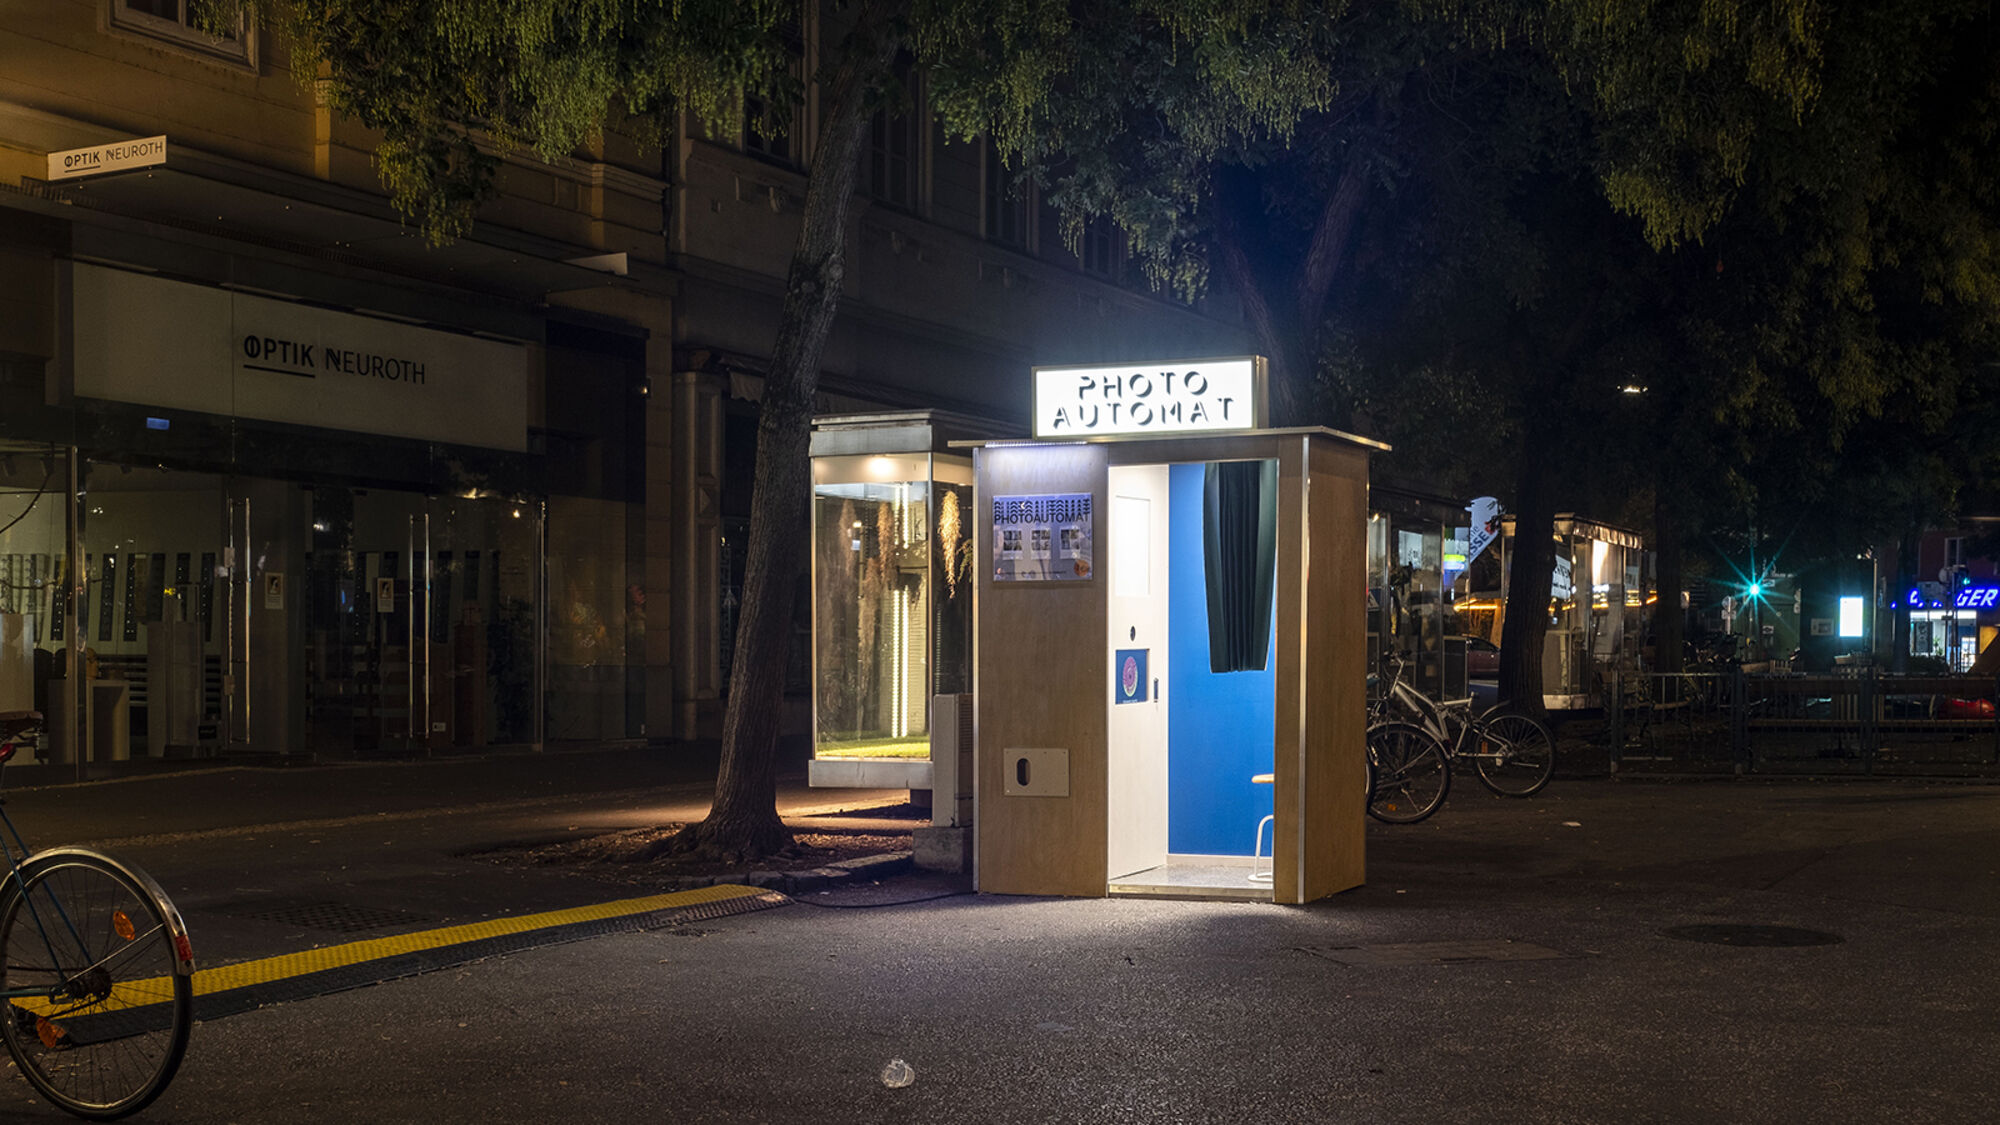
[1166,462,1277,859]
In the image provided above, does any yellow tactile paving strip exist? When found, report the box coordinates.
[11,884,771,1018]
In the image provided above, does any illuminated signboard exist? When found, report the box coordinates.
[46,135,167,181]
[1905,585,2000,610]
[1838,596,1864,637]
[1032,357,1266,438]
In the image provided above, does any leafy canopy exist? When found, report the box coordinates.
[266,0,792,242]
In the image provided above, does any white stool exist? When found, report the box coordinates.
[1250,772,1275,884]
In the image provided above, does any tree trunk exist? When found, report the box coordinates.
[1498,428,1558,720]
[1212,160,1367,427]
[656,1,906,862]
[1651,487,1685,674]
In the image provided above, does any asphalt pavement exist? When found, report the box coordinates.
[1,748,1997,1123]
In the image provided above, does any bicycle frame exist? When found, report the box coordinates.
[1376,662,1474,754]
[1374,660,1519,768]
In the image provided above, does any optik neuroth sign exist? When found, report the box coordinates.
[1032,357,1267,438]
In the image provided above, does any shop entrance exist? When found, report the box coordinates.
[302,487,542,756]
[1106,461,1280,898]
[51,463,542,761]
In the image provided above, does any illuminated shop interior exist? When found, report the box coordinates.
[1366,484,1472,703]
[1497,515,1650,709]
[808,414,985,792]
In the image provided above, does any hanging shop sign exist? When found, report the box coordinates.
[46,135,167,181]
[991,493,1093,581]
[1031,357,1266,438]
[71,262,529,452]
[1465,497,1502,565]
[1551,554,1574,601]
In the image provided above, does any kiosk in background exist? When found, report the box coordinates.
[1368,481,1474,705]
[964,357,1381,905]
[1496,515,1650,710]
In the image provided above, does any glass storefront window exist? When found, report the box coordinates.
[59,393,560,762]
[0,444,77,765]
[811,452,972,761]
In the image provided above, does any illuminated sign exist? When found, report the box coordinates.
[1904,584,2000,610]
[1838,596,1864,637]
[1032,357,1266,438]
[46,135,167,181]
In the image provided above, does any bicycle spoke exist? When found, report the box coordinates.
[0,854,191,1116]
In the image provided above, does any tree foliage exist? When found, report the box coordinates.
[272,0,791,242]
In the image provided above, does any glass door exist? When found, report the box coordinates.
[304,485,423,755]
[304,486,542,756]
[425,494,543,750]
[71,461,229,764]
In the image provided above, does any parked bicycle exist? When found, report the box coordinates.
[0,711,194,1119]
[1366,658,1555,824]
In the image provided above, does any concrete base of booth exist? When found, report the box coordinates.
[914,825,972,873]
[1106,857,1270,902]
[808,758,934,789]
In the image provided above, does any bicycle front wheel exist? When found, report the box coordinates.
[1473,710,1556,797]
[1366,721,1450,824]
[0,849,193,1120]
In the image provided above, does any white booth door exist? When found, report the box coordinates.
[1106,464,1170,880]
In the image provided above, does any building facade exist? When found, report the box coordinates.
[1883,520,2000,672]
[0,2,1250,765]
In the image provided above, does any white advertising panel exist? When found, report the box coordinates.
[72,263,528,452]
[1838,596,1865,638]
[1032,357,1265,438]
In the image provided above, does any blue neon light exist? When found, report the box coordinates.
[1959,586,2000,610]
[1907,585,2000,610]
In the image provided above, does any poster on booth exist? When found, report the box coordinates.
[992,493,1093,581]
[1114,648,1149,703]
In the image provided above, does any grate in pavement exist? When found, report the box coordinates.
[1662,924,1842,947]
[1298,939,1567,966]
[207,898,434,934]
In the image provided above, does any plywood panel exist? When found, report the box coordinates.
[974,443,1110,896]
[1269,437,1307,900]
[1297,437,1370,902]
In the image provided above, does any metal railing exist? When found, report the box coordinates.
[1608,668,2000,776]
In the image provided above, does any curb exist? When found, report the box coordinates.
[661,851,914,894]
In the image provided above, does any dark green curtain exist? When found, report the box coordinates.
[1203,459,1278,673]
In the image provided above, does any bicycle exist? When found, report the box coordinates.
[0,711,195,1119]
[1365,657,1555,824]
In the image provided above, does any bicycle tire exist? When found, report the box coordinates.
[0,849,194,1120]
[1366,721,1450,824]
[1472,710,1556,797]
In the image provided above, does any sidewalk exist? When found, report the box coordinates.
[0,741,767,843]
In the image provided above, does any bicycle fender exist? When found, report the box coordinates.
[18,846,196,975]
